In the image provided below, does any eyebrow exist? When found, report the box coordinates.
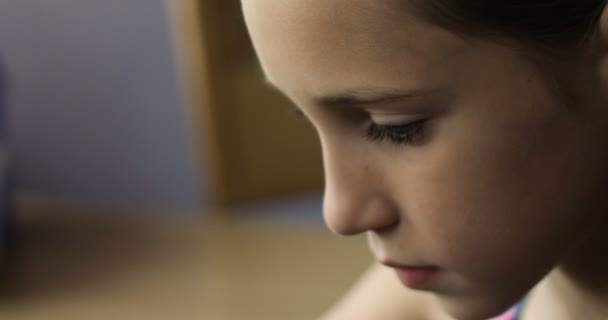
[313,87,443,108]
[264,79,442,109]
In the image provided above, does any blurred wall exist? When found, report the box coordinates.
[0,0,203,212]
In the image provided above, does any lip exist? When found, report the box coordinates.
[382,262,441,289]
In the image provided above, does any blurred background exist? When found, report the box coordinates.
[0,1,371,319]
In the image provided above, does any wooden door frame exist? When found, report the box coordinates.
[166,0,227,208]
[166,0,324,209]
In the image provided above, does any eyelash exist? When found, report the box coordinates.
[363,119,427,145]
[290,105,427,146]
[291,107,305,117]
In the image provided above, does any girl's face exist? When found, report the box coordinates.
[243,0,608,318]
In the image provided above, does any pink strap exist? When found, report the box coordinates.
[492,307,517,320]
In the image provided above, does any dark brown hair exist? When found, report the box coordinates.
[408,1,608,108]
[411,1,608,58]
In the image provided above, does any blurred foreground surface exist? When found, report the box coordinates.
[0,199,370,320]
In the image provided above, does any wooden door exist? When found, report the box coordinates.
[169,0,324,207]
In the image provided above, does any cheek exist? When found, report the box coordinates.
[408,167,535,272]
[411,171,546,273]
[397,111,602,278]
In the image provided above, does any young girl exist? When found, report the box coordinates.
[242,1,608,319]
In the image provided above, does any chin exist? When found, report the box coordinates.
[432,293,517,320]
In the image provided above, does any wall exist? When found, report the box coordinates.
[0,0,203,212]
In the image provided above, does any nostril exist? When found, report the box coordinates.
[328,222,365,237]
[372,217,400,234]
[324,211,399,236]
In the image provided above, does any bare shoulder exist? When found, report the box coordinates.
[318,263,453,320]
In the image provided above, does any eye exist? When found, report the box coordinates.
[363,119,428,146]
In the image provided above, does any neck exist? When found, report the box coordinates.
[526,223,608,320]
[560,228,608,295]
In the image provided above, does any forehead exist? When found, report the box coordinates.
[242,0,470,99]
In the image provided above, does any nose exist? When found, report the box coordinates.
[321,142,400,236]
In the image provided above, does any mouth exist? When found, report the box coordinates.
[382,261,442,290]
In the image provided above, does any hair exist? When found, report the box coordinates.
[410,1,608,60]
[408,1,608,109]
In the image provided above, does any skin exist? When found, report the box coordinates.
[242,1,608,319]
